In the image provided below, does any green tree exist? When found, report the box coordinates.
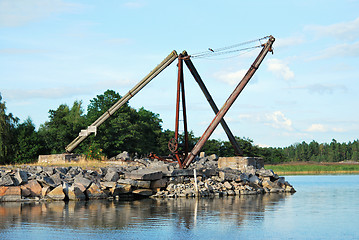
[14,118,43,163]
[0,94,19,164]
[38,100,86,154]
[84,90,164,158]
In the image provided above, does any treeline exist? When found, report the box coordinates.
[1,90,358,164]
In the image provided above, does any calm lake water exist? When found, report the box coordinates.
[0,175,358,239]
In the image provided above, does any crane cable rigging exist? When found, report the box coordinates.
[190,36,271,59]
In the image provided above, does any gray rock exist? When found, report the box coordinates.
[125,170,163,181]
[74,176,92,189]
[257,168,274,177]
[116,151,131,161]
[37,176,57,188]
[249,175,260,185]
[50,172,64,186]
[14,170,28,185]
[103,171,119,182]
[0,175,15,186]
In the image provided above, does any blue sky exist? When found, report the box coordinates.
[1,0,359,148]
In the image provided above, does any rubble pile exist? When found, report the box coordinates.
[0,154,295,202]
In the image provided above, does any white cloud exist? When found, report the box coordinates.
[305,17,359,41]
[312,41,359,59]
[0,0,82,27]
[265,111,293,131]
[214,69,247,86]
[306,124,327,132]
[266,58,294,80]
[305,124,347,133]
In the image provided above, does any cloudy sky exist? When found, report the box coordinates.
[1,0,358,148]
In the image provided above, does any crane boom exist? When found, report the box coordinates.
[182,36,275,168]
[65,50,178,153]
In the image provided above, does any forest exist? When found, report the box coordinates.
[1,90,358,165]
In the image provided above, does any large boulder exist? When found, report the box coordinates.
[0,174,15,186]
[14,170,28,185]
[22,180,42,197]
[103,171,119,182]
[0,186,21,201]
[86,183,107,199]
[125,170,163,181]
[67,185,87,201]
[46,185,65,200]
[74,176,92,189]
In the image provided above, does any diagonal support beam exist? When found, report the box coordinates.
[182,51,243,156]
[182,36,275,168]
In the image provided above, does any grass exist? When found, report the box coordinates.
[266,162,359,175]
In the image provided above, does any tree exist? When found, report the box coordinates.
[0,94,19,164]
[83,90,164,158]
[38,100,86,154]
[14,118,43,163]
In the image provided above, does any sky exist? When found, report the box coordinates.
[1,0,359,148]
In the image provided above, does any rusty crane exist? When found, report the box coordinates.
[65,36,275,168]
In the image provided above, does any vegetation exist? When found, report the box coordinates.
[0,90,358,165]
[266,163,359,175]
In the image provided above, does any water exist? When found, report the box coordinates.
[0,175,358,239]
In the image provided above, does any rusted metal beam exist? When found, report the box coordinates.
[182,51,243,156]
[182,36,275,168]
[66,50,178,153]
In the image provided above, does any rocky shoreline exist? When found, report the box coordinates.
[0,154,295,202]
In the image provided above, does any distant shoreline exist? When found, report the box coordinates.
[265,162,359,175]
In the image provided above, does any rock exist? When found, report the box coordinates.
[50,172,64,186]
[125,170,163,181]
[132,189,153,196]
[113,184,132,195]
[257,168,274,177]
[207,154,218,161]
[276,177,286,188]
[103,171,119,182]
[37,176,57,188]
[73,183,87,193]
[117,178,137,186]
[22,180,42,197]
[55,167,68,175]
[199,152,206,158]
[0,174,14,186]
[86,183,107,199]
[68,185,86,201]
[43,167,54,176]
[21,186,32,197]
[249,175,261,185]
[151,178,168,189]
[74,176,92,189]
[42,186,51,197]
[262,180,276,190]
[101,182,117,188]
[224,181,233,190]
[14,170,28,185]
[218,169,242,181]
[136,180,151,189]
[0,186,21,201]
[168,169,194,177]
[116,151,131,161]
[46,185,65,200]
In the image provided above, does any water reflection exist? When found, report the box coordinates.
[0,194,293,231]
